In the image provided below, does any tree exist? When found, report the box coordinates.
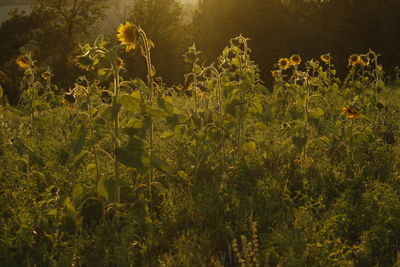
[30,0,108,86]
[193,0,400,84]
[125,0,191,84]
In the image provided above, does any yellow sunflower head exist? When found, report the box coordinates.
[359,55,370,67]
[15,55,30,69]
[290,54,301,66]
[117,22,137,52]
[278,58,290,70]
[320,54,331,64]
[342,106,362,119]
[348,54,360,67]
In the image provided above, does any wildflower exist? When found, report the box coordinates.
[117,22,137,52]
[15,56,30,69]
[320,54,331,64]
[271,70,280,79]
[348,54,360,67]
[342,106,362,119]
[76,55,93,71]
[41,72,50,80]
[115,57,125,70]
[290,54,301,66]
[359,55,370,67]
[278,58,290,70]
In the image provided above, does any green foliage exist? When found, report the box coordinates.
[0,27,400,266]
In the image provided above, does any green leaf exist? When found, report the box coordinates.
[97,178,118,202]
[254,121,268,131]
[150,181,166,195]
[69,123,88,156]
[177,170,189,180]
[157,95,174,115]
[123,118,144,136]
[118,91,144,113]
[86,163,97,181]
[146,104,170,117]
[98,102,121,121]
[243,141,257,154]
[64,197,78,221]
[72,184,84,204]
[309,108,324,120]
[130,78,151,94]
[249,101,263,114]
[71,150,88,168]
[320,136,330,145]
[115,147,149,172]
[151,155,173,175]
[292,135,307,152]
[126,136,146,151]
[161,130,174,139]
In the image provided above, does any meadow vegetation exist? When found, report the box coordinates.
[0,22,400,266]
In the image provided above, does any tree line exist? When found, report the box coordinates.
[1,0,400,103]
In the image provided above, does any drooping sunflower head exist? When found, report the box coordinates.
[348,54,360,67]
[115,57,125,70]
[271,70,280,79]
[320,54,331,64]
[76,55,93,71]
[342,106,362,119]
[117,22,137,52]
[359,55,370,67]
[63,93,76,109]
[290,54,301,66]
[278,58,290,70]
[15,55,30,69]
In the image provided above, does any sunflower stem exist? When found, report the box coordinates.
[138,27,155,209]
[112,63,120,203]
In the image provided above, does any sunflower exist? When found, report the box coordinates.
[278,58,290,70]
[76,55,93,71]
[115,57,125,70]
[15,56,30,69]
[41,72,50,80]
[117,22,137,52]
[320,54,331,64]
[64,93,76,104]
[271,70,280,78]
[359,55,370,67]
[348,54,360,67]
[290,54,301,66]
[342,106,362,119]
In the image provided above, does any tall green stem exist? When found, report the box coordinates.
[237,40,248,161]
[193,61,199,115]
[303,78,310,161]
[138,28,155,205]
[113,65,120,202]
[216,70,226,161]
[87,93,100,183]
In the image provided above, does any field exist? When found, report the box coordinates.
[1,25,400,266]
